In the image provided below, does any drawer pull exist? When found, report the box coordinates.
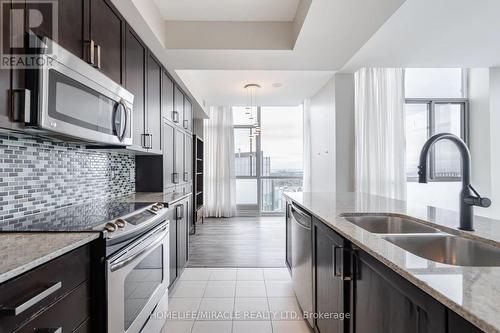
[36,328,62,333]
[0,282,62,316]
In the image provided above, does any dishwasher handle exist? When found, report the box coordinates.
[290,203,311,230]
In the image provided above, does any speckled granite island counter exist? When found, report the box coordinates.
[284,192,500,333]
[0,232,99,284]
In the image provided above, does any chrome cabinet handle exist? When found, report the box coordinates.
[176,205,184,220]
[141,133,152,149]
[85,40,95,65]
[0,282,62,316]
[36,328,62,333]
[10,88,31,123]
[172,111,179,123]
[95,44,101,69]
[172,173,179,184]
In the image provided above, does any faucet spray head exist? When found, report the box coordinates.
[417,165,427,183]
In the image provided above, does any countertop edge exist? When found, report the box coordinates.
[0,232,100,284]
[284,193,499,333]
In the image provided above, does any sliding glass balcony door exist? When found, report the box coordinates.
[233,106,303,215]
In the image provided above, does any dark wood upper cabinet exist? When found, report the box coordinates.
[57,0,86,59]
[0,68,10,129]
[184,97,193,132]
[174,85,184,127]
[146,53,162,152]
[89,0,124,84]
[124,27,146,149]
[162,71,174,123]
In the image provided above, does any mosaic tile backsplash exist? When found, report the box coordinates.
[0,133,135,221]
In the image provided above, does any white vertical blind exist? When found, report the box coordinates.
[354,68,407,200]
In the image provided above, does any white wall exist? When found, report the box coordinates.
[489,67,500,219]
[307,73,355,193]
[309,78,336,192]
[335,74,355,193]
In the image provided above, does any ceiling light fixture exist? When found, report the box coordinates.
[243,83,262,138]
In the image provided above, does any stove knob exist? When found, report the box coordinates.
[151,205,159,212]
[115,219,126,228]
[104,222,117,232]
[155,203,164,209]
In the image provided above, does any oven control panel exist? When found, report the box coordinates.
[101,203,166,236]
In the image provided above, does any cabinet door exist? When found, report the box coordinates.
[162,71,174,122]
[0,62,10,129]
[176,202,188,272]
[314,220,348,333]
[89,0,124,84]
[163,121,175,189]
[124,27,146,149]
[29,0,86,60]
[146,53,162,151]
[184,97,193,132]
[168,208,178,287]
[184,133,193,183]
[447,311,483,333]
[352,250,446,333]
[174,128,184,184]
[174,85,184,127]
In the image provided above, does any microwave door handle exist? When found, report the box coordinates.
[110,226,167,272]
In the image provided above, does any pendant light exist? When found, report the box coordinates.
[243,83,261,136]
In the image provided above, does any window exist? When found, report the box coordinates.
[404,69,469,181]
[233,106,303,214]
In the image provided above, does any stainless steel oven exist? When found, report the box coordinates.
[107,221,169,333]
[23,38,133,145]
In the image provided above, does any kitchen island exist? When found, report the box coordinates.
[285,192,500,333]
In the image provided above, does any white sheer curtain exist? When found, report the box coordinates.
[354,68,406,200]
[302,99,312,192]
[203,106,236,217]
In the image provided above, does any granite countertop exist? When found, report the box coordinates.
[0,232,100,284]
[284,192,500,333]
[119,192,192,206]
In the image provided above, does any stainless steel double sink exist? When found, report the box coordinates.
[341,214,500,267]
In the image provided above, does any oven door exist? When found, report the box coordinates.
[32,43,133,146]
[107,221,169,333]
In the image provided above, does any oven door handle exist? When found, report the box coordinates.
[110,227,167,272]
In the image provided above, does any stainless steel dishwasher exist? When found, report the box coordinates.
[290,202,313,327]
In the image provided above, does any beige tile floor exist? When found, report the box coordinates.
[161,268,311,333]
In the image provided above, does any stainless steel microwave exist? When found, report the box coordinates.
[22,38,134,146]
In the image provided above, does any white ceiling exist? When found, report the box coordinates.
[176,70,335,106]
[153,0,300,22]
[342,0,500,71]
[162,0,406,70]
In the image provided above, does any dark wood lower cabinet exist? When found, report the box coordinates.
[314,219,350,333]
[168,197,190,287]
[15,282,90,333]
[0,242,97,333]
[351,249,446,333]
[307,210,486,333]
[448,311,484,333]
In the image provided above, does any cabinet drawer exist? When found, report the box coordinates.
[0,245,90,332]
[15,282,90,333]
